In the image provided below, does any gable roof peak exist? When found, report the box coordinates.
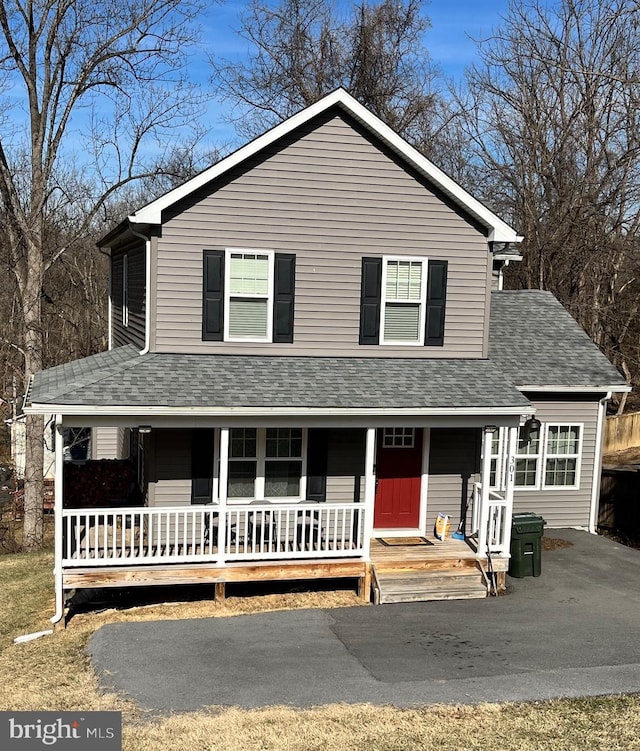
[126,89,520,244]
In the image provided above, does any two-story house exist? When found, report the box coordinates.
[25,90,627,625]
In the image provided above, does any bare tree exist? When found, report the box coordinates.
[0,0,208,550]
[460,0,640,401]
[212,0,447,151]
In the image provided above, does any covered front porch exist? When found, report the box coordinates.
[25,347,532,621]
[54,420,521,609]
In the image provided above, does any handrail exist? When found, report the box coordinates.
[61,502,366,567]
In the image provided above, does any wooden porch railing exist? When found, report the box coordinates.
[62,503,366,567]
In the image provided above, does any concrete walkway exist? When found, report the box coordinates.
[88,529,640,710]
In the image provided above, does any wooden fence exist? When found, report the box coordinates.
[599,467,640,543]
[603,411,640,454]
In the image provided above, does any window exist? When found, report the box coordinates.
[512,422,582,490]
[544,425,581,488]
[228,428,304,500]
[122,254,129,327]
[381,258,426,344]
[202,249,295,342]
[515,424,541,488]
[265,428,303,497]
[226,251,273,340]
[359,257,447,346]
[228,428,258,498]
[383,427,415,448]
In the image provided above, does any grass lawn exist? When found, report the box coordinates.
[1,536,639,750]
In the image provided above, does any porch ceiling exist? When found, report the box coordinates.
[27,346,530,416]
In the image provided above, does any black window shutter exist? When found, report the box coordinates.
[306,428,329,502]
[425,260,448,346]
[359,257,382,345]
[191,429,215,504]
[273,253,296,343]
[202,250,224,341]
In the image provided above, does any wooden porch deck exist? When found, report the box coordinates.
[369,536,506,603]
[62,535,505,605]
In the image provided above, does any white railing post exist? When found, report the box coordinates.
[51,415,65,624]
[218,428,229,563]
[502,425,518,557]
[362,427,376,559]
[477,428,494,557]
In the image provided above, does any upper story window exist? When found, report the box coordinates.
[381,259,426,344]
[203,249,295,343]
[359,256,447,347]
[226,251,273,341]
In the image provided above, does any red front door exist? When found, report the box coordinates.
[374,428,423,529]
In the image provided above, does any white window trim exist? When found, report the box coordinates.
[227,428,307,503]
[224,248,274,343]
[542,423,583,490]
[512,421,583,491]
[122,254,129,328]
[382,427,415,448]
[380,255,428,346]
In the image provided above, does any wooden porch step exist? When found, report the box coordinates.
[374,567,487,604]
[372,556,479,576]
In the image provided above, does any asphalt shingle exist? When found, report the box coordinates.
[489,290,626,388]
[29,351,528,411]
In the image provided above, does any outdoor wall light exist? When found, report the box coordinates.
[523,417,541,432]
[484,425,499,434]
[138,425,152,434]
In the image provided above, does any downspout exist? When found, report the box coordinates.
[498,260,510,291]
[51,414,64,625]
[129,224,152,355]
[589,391,612,534]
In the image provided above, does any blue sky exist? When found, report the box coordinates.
[202,0,512,147]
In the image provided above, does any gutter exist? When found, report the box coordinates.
[589,391,612,534]
[518,384,631,393]
[25,404,532,418]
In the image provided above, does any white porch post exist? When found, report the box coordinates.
[218,428,229,563]
[51,415,64,625]
[362,427,376,559]
[477,427,494,557]
[502,425,518,556]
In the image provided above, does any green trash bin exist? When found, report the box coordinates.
[508,512,546,578]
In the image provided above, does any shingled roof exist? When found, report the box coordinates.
[28,347,528,414]
[489,290,626,390]
[27,290,626,416]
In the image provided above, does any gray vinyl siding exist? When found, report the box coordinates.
[147,429,193,507]
[154,111,490,358]
[91,427,120,460]
[513,394,601,529]
[111,241,146,350]
[325,428,365,503]
[91,427,129,459]
[427,428,481,533]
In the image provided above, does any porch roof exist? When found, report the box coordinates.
[27,346,530,416]
[489,290,628,391]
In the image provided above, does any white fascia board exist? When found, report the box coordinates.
[129,89,520,243]
[26,403,528,418]
[519,384,631,393]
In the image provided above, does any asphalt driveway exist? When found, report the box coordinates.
[88,529,640,710]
